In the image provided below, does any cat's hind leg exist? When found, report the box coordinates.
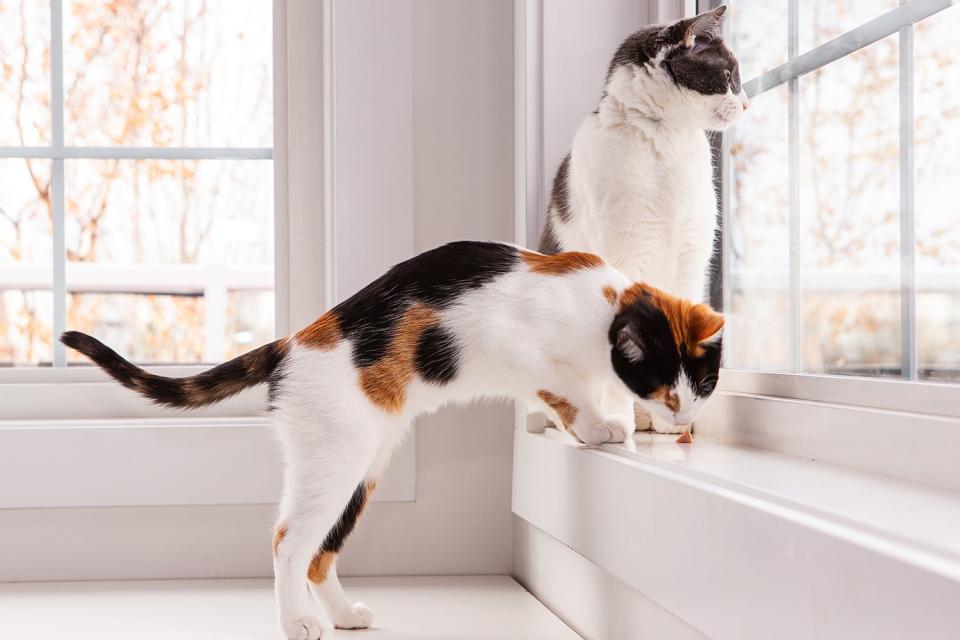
[308,479,379,629]
[272,416,379,640]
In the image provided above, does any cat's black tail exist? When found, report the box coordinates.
[60,331,290,409]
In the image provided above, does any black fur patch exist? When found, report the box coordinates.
[683,337,722,398]
[415,324,460,384]
[321,482,367,554]
[609,297,682,398]
[604,14,740,97]
[538,216,564,254]
[538,154,573,254]
[550,154,573,223]
[605,25,664,83]
[663,38,740,96]
[331,241,519,367]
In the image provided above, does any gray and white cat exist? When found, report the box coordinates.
[539,6,747,433]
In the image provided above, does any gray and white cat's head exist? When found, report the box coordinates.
[602,6,748,131]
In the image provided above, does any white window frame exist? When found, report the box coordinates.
[0,0,325,419]
[711,0,960,413]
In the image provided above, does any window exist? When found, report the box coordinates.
[0,0,274,368]
[719,0,960,383]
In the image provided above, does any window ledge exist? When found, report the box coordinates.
[512,428,960,639]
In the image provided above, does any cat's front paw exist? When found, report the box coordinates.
[598,417,633,443]
[333,602,375,630]
[651,414,684,434]
[633,404,653,431]
[574,422,613,446]
[281,613,333,640]
[575,418,633,446]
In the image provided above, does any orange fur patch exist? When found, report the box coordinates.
[296,312,342,350]
[537,390,578,430]
[521,250,604,275]
[359,304,439,413]
[272,524,287,556]
[307,480,378,584]
[650,386,681,412]
[602,285,618,305]
[308,551,336,583]
[620,283,724,356]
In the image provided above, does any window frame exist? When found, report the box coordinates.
[0,0,331,419]
[0,0,281,374]
[710,0,960,403]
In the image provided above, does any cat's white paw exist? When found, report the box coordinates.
[281,613,333,640]
[633,404,653,431]
[333,602,375,630]
[574,422,612,446]
[599,417,633,443]
[576,419,635,446]
[651,414,684,434]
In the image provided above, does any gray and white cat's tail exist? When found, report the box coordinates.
[60,330,289,409]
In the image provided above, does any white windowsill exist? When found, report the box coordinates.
[601,431,960,565]
[512,427,960,638]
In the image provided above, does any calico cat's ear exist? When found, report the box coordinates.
[616,323,646,363]
[688,304,725,345]
[678,5,727,48]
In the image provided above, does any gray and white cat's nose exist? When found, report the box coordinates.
[740,90,750,111]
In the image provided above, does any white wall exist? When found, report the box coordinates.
[341,0,516,577]
[542,0,646,199]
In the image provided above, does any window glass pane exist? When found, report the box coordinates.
[915,6,960,382]
[226,290,275,359]
[799,0,898,53]
[64,159,273,364]
[798,35,900,377]
[724,0,788,80]
[0,0,51,145]
[726,84,791,371]
[0,159,53,365]
[63,0,272,147]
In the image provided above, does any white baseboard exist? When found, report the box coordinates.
[513,517,707,640]
[0,417,415,508]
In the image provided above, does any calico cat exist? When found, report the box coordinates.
[539,6,744,433]
[62,240,723,640]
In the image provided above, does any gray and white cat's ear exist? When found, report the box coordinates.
[679,5,727,48]
[616,324,645,363]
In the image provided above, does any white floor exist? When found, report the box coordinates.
[0,575,580,640]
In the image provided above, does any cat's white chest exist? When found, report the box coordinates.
[563,118,717,298]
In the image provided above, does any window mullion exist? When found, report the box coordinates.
[788,0,802,373]
[899,16,918,380]
[50,0,66,367]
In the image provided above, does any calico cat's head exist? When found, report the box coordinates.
[604,5,748,130]
[609,284,723,427]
